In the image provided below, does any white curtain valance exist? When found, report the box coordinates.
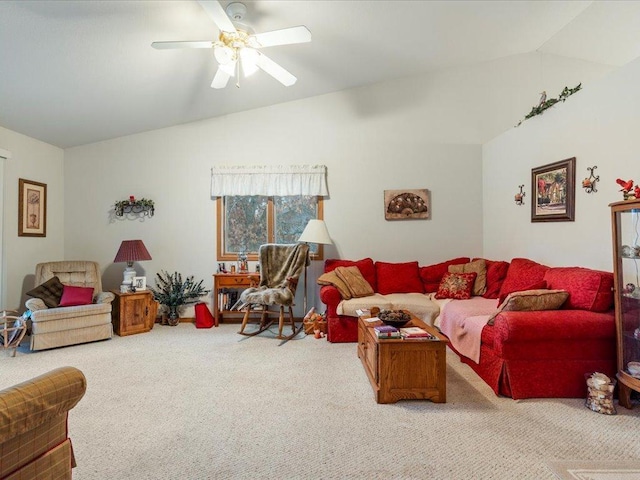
[210,165,328,197]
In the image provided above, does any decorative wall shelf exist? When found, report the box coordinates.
[114,197,154,218]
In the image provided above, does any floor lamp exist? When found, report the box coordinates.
[298,219,332,315]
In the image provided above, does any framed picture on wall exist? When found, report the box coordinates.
[18,178,47,237]
[531,157,575,222]
[384,189,430,220]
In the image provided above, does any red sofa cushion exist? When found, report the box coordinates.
[419,257,470,293]
[375,261,423,294]
[325,258,377,292]
[543,267,614,312]
[473,259,510,299]
[498,258,549,305]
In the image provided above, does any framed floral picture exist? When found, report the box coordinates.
[384,189,430,220]
[18,178,47,237]
[531,157,575,222]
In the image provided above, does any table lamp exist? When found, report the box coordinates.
[298,219,332,314]
[114,239,152,288]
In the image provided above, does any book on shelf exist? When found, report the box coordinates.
[400,327,437,340]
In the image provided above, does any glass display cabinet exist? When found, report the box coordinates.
[610,198,640,408]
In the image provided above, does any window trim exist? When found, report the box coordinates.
[216,197,324,262]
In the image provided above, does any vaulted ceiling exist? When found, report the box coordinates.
[1,1,640,148]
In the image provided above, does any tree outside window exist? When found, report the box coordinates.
[217,196,323,261]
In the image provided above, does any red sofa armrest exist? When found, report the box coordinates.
[492,309,615,357]
[319,285,342,318]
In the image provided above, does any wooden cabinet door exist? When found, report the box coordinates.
[122,295,149,335]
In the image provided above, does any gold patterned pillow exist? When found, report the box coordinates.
[487,289,569,325]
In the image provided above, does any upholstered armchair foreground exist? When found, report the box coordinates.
[0,366,87,480]
[25,261,114,351]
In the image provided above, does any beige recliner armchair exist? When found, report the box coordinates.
[25,261,114,351]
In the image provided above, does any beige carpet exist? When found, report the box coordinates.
[2,323,640,480]
[548,461,640,479]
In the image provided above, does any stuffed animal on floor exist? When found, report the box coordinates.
[304,307,326,339]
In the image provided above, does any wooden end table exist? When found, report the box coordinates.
[357,313,448,404]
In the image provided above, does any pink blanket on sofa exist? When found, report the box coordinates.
[438,297,498,364]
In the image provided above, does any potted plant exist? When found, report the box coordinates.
[148,271,210,326]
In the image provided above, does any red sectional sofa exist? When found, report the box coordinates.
[319,257,616,399]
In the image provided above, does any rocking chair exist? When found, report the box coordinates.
[238,243,309,341]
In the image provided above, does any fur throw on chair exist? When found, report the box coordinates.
[239,243,309,307]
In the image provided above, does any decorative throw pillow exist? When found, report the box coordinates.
[498,258,549,305]
[480,259,510,299]
[498,280,546,306]
[325,258,377,291]
[58,285,94,307]
[317,271,352,300]
[434,272,477,300]
[543,267,614,312]
[419,257,470,293]
[334,266,375,298]
[25,276,65,308]
[448,259,487,296]
[375,261,424,295]
[487,289,569,325]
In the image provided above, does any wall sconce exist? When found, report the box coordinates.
[514,185,525,205]
[582,166,599,193]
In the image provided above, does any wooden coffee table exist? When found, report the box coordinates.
[357,312,448,404]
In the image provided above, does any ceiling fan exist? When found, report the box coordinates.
[151,1,311,89]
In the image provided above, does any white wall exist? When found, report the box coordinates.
[0,126,64,309]
[0,51,613,312]
[483,56,640,271]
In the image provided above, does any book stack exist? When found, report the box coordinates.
[400,327,437,340]
[374,325,400,339]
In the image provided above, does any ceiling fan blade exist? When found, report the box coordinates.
[211,62,236,89]
[198,1,237,34]
[151,41,213,49]
[255,52,297,86]
[251,26,311,48]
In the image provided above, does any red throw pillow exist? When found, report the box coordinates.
[375,261,424,294]
[419,257,470,293]
[58,285,94,307]
[474,259,510,299]
[324,258,377,291]
[498,258,549,305]
[543,267,614,312]
[435,272,477,300]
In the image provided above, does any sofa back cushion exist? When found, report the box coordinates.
[419,257,471,293]
[473,259,510,299]
[375,261,424,294]
[543,267,614,312]
[498,258,549,305]
[324,258,377,292]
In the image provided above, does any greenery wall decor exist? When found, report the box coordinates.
[516,84,582,127]
[114,196,155,217]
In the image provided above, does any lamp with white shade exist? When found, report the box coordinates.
[298,219,332,314]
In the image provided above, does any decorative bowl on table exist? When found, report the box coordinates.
[378,309,411,328]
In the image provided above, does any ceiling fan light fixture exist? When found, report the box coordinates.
[214,45,235,65]
[240,48,259,76]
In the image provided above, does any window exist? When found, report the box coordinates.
[217,196,323,261]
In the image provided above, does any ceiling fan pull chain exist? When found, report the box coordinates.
[236,59,241,88]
